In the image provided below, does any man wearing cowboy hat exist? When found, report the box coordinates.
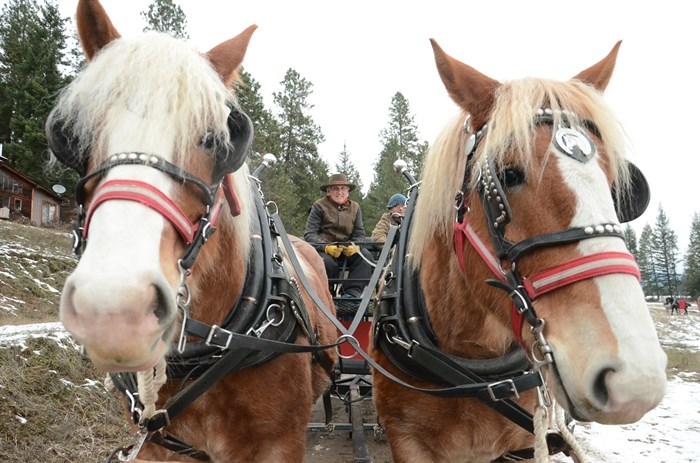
[304,173,373,298]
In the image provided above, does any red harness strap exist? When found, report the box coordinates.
[83,175,241,244]
[454,218,641,344]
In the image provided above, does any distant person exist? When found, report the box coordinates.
[677,298,689,315]
[304,173,374,298]
[671,297,679,315]
[664,296,674,313]
[371,193,407,243]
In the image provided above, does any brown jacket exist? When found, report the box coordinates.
[371,212,402,242]
[304,196,366,250]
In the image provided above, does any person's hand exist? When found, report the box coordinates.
[391,212,404,223]
[324,245,343,258]
[342,244,360,257]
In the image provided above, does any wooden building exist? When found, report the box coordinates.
[0,162,63,225]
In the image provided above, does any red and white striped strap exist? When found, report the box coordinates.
[455,218,640,342]
[522,251,640,299]
[454,219,507,283]
[84,179,200,243]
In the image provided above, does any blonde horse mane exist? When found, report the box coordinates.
[409,77,630,268]
[49,30,253,250]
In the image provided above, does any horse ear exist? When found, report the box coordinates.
[572,41,622,92]
[76,0,121,61]
[207,25,258,86]
[430,39,500,129]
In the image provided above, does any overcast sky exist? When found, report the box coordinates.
[37,0,700,253]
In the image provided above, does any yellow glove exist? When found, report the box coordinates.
[324,245,343,258]
[342,244,360,257]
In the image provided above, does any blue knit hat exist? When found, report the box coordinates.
[387,193,407,209]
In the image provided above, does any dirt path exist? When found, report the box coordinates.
[305,387,393,463]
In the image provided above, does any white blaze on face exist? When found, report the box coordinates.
[553,150,666,423]
[76,107,178,300]
[58,109,182,370]
[81,166,169,281]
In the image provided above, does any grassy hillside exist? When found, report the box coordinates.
[0,221,128,462]
[0,220,76,325]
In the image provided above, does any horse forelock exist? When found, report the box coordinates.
[50,31,240,177]
[51,30,255,286]
[409,77,629,268]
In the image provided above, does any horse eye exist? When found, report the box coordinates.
[498,167,525,189]
[201,132,216,150]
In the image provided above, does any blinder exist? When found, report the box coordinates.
[468,111,649,231]
[211,108,253,183]
[612,161,649,223]
[46,105,254,181]
[46,111,88,176]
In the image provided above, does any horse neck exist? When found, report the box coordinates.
[419,231,514,358]
[188,219,247,326]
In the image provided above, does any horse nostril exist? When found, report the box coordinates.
[593,367,613,406]
[151,283,173,325]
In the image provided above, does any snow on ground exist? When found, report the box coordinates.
[1,305,698,462]
[0,322,73,349]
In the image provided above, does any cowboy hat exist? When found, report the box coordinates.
[320,173,356,192]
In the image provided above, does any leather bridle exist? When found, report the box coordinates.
[70,152,239,270]
[453,109,643,348]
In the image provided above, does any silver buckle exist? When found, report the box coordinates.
[205,325,233,349]
[487,379,519,401]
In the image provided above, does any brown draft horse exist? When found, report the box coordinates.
[371,41,667,462]
[47,1,336,461]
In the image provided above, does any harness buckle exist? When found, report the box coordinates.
[205,325,233,349]
[486,378,520,401]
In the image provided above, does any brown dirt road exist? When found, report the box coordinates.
[305,388,393,463]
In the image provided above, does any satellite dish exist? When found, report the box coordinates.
[52,184,66,195]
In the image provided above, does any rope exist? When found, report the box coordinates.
[104,374,114,391]
[533,405,551,463]
[555,403,590,463]
[137,358,168,418]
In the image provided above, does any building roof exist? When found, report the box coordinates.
[0,161,64,202]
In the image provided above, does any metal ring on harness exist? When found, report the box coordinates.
[265,200,279,217]
[335,334,362,360]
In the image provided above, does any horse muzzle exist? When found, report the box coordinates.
[60,271,178,372]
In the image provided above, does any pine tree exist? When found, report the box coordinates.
[623,224,638,258]
[335,142,363,203]
[364,92,428,230]
[264,68,328,235]
[236,69,283,166]
[0,0,72,187]
[652,205,680,296]
[638,224,660,298]
[141,0,189,39]
[683,212,700,298]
